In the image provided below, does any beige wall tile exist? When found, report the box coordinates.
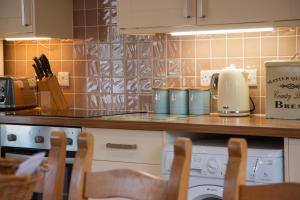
[196,59,210,76]
[227,58,243,67]
[211,39,226,57]
[26,45,38,60]
[182,77,195,87]
[15,45,26,60]
[196,40,210,58]
[49,45,62,60]
[227,38,243,57]
[15,61,26,75]
[181,59,195,76]
[4,61,15,76]
[64,93,75,108]
[167,77,181,87]
[261,37,277,56]
[181,41,195,58]
[278,36,296,56]
[244,38,260,57]
[211,58,226,69]
[251,96,261,114]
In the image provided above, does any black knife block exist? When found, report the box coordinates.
[37,75,68,111]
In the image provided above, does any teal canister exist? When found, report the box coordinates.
[153,88,169,114]
[189,88,210,115]
[169,88,189,115]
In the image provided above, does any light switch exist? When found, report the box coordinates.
[58,72,70,87]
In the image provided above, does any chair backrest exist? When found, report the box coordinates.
[34,131,66,200]
[223,138,300,200]
[68,132,192,200]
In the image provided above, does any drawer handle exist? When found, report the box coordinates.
[183,0,191,18]
[106,143,137,150]
[21,0,32,27]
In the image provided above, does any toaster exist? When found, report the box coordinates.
[0,76,37,110]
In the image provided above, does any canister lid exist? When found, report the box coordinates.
[265,60,300,67]
[168,87,190,90]
[189,86,209,91]
[152,87,169,90]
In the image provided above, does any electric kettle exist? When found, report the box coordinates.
[210,65,250,116]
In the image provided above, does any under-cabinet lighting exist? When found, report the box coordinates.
[170,27,274,36]
[4,37,51,41]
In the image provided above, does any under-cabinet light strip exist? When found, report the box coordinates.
[5,37,51,41]
[170,27,274,36]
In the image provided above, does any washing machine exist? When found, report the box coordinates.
[162,139,283,200]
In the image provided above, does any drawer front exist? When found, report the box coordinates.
[89,160,161,200]
[86,128,165,164]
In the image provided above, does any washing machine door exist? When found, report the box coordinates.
[189,185,223,200]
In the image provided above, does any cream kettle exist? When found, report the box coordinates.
[211,65,250,116]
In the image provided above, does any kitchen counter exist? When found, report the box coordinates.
[0,110,300,138]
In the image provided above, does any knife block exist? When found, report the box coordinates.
[37,76,68,111]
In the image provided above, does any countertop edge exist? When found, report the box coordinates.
[1,115,300,138]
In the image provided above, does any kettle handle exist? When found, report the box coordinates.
[210,73,219,97]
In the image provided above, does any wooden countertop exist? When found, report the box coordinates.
[0,113,300,138]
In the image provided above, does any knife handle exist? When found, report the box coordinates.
[32,64,42,81]
[33,57,46,78]
[40,54,53,75]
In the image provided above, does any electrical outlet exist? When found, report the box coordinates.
[58,72,69,87]
[245,68,257,86]
[200,70,220,86]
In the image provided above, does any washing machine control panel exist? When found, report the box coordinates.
[163,150,283,184]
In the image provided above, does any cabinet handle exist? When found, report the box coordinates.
[21,0,32,27]
[106,143,138,150]
[197,0,205,18]
[183,0,191,18]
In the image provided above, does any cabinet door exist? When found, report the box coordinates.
[285,138,300,182]
[197,0,300,25]
[0,0,33,34]
[118,0,196,29]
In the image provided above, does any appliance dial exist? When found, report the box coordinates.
[35,136,45,144]
[67,138,73,146]
[0,87,5,93]
[206,158,219,174]
[0,95,6,103]
[7,134,17,141]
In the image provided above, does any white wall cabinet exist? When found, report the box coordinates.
[117,0,196,31]
[118,0,300,34]
[284,138,300,182]
[0,0,73,39]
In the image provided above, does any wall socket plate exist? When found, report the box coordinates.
[245,68,257,86]
[200,68,257,87]
[58,72,69,87]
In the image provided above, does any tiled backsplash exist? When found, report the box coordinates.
[3,0,300,113]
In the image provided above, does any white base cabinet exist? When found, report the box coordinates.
[83,128,166,200]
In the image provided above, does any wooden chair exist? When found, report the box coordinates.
[34,131,66,200]
[223,138,300,200]
[68,132,192,200]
